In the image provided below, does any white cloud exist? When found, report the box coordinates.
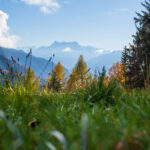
[0,10,19,48]
[62,47,72,52]
[95,49,104,54]
[21,0,60,14]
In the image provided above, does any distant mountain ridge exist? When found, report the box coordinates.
[22,41,122,72]
[0,42,122,80]
[0,47,68,79]
[30,41,99,70]
[0,54,24,73]
[87,51,122,72]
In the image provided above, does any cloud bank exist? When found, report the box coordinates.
[0,10,19,48]
[62,47,72,52]
[95,49,104,54]
[21,0,60,14]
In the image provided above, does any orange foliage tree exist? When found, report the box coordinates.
[104,62,125,86]
[47,62,66,91]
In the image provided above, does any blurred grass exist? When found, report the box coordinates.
[0,86,150,150]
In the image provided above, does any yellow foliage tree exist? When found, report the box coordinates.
[23,67,40,90]
[47,62,66,91]
[67,55,91,91]
[104,62,125,86]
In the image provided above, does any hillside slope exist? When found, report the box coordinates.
[0,47,68,79]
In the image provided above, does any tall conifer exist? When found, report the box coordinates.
[122,0,150,88]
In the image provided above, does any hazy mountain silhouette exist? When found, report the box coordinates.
[25,41,122,72]
[0,47,68,79]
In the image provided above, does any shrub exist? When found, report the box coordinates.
[83,70,122,107]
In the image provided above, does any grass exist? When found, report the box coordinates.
[0,84,150,150]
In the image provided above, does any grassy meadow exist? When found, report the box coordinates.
[0,79,150,150]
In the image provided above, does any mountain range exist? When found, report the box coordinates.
[24,41,122,72]
[0,47,57,79]
[0,41,123,79]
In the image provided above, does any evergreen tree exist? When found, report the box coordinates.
[121,46,128,71]
[67,55,91,91]
[122,0,150,88]
[47,62,66,91]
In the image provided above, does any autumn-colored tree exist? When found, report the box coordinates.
[104,62,125,86]
[67,55,91,91]
[23,67,40,90]
[47,62,66,91]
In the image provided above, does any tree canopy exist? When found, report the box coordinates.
[122,0,150,88]
[47,62,66,91]
[67,55,91,91]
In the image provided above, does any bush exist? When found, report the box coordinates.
[83,71,122,107]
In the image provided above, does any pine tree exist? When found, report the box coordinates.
[67,55,91,91]
[121,46,128,85]
[122,0,150,88]
[47,62,66,91]
[121,46,128,71]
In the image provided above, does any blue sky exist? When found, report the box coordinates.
[0,0,144,50]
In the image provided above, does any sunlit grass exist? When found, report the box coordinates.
[0,85,150,150]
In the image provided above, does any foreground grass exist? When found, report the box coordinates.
[0,86,150,150]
